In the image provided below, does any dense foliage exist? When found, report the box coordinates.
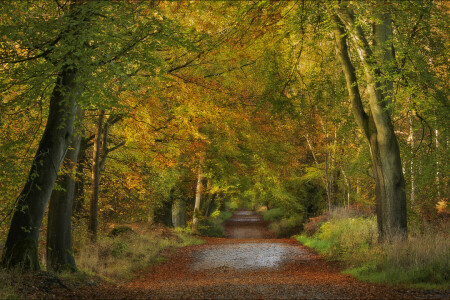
[0,0,448,274]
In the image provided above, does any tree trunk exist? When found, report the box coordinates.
[435,127,440,198]
[172,198,186,228]
[305,134,332,211]
[72,137,88,218]
[88,110,104,241]
[341,169,351,207]
[192,156,204,233]
[333,8,407,241]
[46,108,83,272]
[409,115,415,204]
[1,68,80,270]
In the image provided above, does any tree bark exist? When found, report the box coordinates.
[46,108,83,272]
[72,136,88,218]
[332,7,407,241]
[1,68,80,270]
[172,198,186,228]
[88,110,104,241]
[192,156,204,233]
[409,115,415,204]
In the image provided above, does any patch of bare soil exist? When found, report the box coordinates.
[32,211,450,299]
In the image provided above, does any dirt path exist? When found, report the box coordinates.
[60,211,448,299]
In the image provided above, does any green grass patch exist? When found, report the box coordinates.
[297,208,450,290]
[294,235,332,254]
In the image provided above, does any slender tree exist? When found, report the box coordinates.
[192,155,205,233]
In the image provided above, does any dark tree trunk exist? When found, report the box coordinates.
[88,110,104,241]
[1,68,80,270]
[46,108,83,272]
[72,137,88,218]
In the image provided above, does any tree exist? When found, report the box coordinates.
[331,1,407,240]
[1,1,91,268]
[46,108,83,272]
[192,154,205,233]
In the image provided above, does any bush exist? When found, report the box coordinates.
[263,208,286,222]
[269,214,303,237]
[108,226,135,237]
[296,207,450,288]
[303,215,329,237]
[197,209,233,237]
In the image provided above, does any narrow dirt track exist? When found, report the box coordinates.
[64,211,448,299]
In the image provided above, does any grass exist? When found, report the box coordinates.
[0,268,21,300]
[296,208,450,290]
[74,225,204,281]
[0,224,204,299]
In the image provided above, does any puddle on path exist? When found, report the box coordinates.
[191,243,312,271]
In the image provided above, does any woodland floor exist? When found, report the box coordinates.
[23,211,449,299]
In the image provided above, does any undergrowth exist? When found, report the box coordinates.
[264,208,303,237]
[296,208,450,289]
[74,225,204,281]
[196,210,233,237]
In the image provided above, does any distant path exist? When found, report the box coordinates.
[68,210,449,299]
[224,209,275,239]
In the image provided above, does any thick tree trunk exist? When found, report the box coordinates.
[333,9,407,241]
[192,157,204,233]
[88,110,104,241]
[46,109,83,272]
[1,68,79,270]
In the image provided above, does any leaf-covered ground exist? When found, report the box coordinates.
[20,212,450,299]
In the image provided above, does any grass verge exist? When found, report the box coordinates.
[295,209,450,290]
[74,224,204,281]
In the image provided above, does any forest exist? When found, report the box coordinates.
[0,0,448,298]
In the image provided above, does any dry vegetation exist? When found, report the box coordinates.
[0,224,204,299]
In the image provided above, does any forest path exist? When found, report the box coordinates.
[57,210,447,299]
[120,210,445,299]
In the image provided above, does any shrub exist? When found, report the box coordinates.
[303,215,329,236]
[269,214,303,237]
[263,208,286,222]
[197,209,233,237]
[108,226,135,237]
[296,207,450,288]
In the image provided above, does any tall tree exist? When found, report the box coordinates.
[88,110,104,241]
[46,108,83,272]
[1,2,92,268]
[331,1,407,240]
